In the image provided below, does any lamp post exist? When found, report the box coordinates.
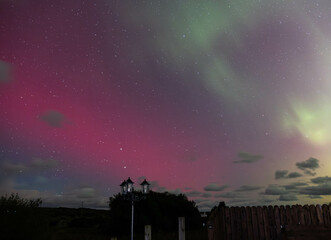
[120,177,150,240]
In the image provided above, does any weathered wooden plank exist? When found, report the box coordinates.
[224,207,231,240]
[279,205,286,228]
[263,206,270,240]
[230,207,236,240]
[285,205,292,227]
[316,204,324,225]
[322,204,330,226]
[245,207,253,240]
[251,206,259,240]
[274,206,281,240]
[310,204,318,225]
[235,207,242,240]
[208,209,217,240]
[267,206,276,239]
[219,206,226,240]
[297,205,305,225]
[257,206,265,240]
[212,208,220,240]
[292,205,299,225]
[303,205,311,225]
[240,207,247,240]
[282,225,331,239]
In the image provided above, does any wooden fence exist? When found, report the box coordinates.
[207,203,331,240]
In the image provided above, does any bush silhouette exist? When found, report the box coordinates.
[108,191,202,236]
[0,193,49,239]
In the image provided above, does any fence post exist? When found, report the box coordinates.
[145,225,151,240]
[179,217,185,240]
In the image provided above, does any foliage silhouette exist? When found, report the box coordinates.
[0,193,49,239]
[108,191,202,236]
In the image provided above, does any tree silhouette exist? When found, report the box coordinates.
[108,191,202,235]
[0,193,48,239]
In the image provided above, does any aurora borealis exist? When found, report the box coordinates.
[1,0,331,210]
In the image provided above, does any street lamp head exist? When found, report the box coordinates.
[120,180,128,195]
[140,179,150,194]
[126,177,134,193]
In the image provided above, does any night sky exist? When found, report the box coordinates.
[1,0,331,211]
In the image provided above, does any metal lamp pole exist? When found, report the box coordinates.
[131,199,134,240]
[120,178,150,240]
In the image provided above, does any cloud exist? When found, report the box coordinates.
[299,183,331,195]
[168,188,182,195]
[275,170,288,179]
[185,191,202,197]
[30,158,59,169]
[296,157,319,176]
[0,61,12,84]
[288,172,303,178]
[264,185,288,195]
[233,152,263,163]
[75,187,97,199]
[279,193,298,201]
[308,195,323,199]
[311,176,331,184]
[215,192,240,199]
[196,200,219,210]
[192,198,209,204]
[204,183,228,191]
[39,110,68,128]
[256,197,275,205]
[235,185,262,192]
[275,170,303,179]
[35,176,48,184]
[0,182,108,209]
[283,182,308,190]
[202,193,212,198]
[1,162,27,174]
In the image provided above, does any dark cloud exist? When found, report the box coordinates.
[257,197,275,205]
[233,152,263,164]
[35,176,48,184]
[311,176,331,184]
[1,161,27,174]
[0,183,108,209]
[30,158,59,169]
[75,187,97,199]
[0,61,11,84]
[275,170,288,179]
[39,110,68,128]
[235,185,262,192]
[287,172,303,178]
[283,182,308,190]
[225,198,251,206]
[214,192,240,199]
[169,188,182,195]
[202,193,212,198]
[296,157,319,176]
[279,193,298,201]
[264,185,288,195]
[185,191,201,197]
[275,170,303,179]
[196,200,219,210]
[299,183,331,195]
[308,195,323,199]
[1,158,58,176]
[204,183,228,191]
